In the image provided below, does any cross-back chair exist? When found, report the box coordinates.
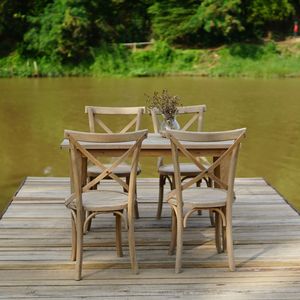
[165,128,246,273]
[85,106,145,219]
[150,105,211,219]
[64,129,148,280]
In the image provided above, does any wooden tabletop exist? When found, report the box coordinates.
[60,133,234,150]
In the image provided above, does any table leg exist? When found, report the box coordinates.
[213,155,229,188]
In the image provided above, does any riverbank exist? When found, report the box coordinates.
[1,40,300,78]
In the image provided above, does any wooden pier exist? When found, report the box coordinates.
[0,177,300,299]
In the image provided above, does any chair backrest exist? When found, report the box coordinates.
[85,106,145,133]
[150,105,207,133]
[64,129,148,210]
[166,128,246,208]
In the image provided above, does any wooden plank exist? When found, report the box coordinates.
[2,282,300,299]
[0,268,300,281]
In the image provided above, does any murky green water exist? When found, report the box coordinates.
[0,77,300,213]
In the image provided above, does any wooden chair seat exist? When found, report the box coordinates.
[82,190,128,212]
[88,163,141,178]
[167,187,227,209]
[158,163,206,176]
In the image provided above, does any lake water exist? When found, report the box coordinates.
[0,77,300,213]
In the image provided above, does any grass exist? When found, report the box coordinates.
[90,42,199,77]
[1,40,300,78]
[203,41,300,78]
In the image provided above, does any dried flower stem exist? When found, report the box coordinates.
[146,89,181,120]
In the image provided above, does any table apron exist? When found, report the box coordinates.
[87,148,227,157]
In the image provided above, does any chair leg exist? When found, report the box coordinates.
[71,212,77,261]
[169,177,183,273]
[127,212,139,274]
[88,176,98,190]
[126,176,139,219]
[156,175,165,219]
[205,177,212,188]
[115,212,123,257]
[175,209,183,274]
[75,210,84,281]
[134,198,139,219]
[84,211,92,234]
[195,180,203,215]
[215,212,223,253]
[85,176,97,232]
[168,208,177,255]
[222,208,227,251]
[171,175,175,189]
[226,216,235,271]
[209,210,215,226]
[206,179,215,226]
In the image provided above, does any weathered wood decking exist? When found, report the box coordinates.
[0,177,300,299]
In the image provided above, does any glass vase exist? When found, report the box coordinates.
[160,116,180,132]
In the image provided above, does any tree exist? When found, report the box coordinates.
[22,0,152,62]
[149,0,244,46]
[23,0,91,62]
[243,0,295,38]
[0,0,50,56]
[185,0,244,37]
[148,0,198,43]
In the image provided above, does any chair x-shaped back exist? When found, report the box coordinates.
[151,105,206,134]
[86,106,145,134]
[65,130,147,208]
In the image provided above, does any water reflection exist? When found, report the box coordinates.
[0,77,299,212]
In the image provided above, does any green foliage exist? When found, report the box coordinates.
[129,42,198,76]
[0,52,31,77]
[0,0,50,56]
[130,42,176,76]
[227,41,278,59]
[149,0,297,45]
[2,41,300,78]
[23,0,91,63]
[1,0,299,57]
[246,0,294,24]
[148,0,198,43]
[91,41,199,77]
[1,0,300,78]
[0,52,89,77]
[149,0,245,45]
[21,0,152,62]
[185,0,244,36]
[200,42,300,78]
[90,44,131,76]
[244,0,295,38]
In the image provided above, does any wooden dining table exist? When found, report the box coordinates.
[61,133,233,156]
[60,133,234,185]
